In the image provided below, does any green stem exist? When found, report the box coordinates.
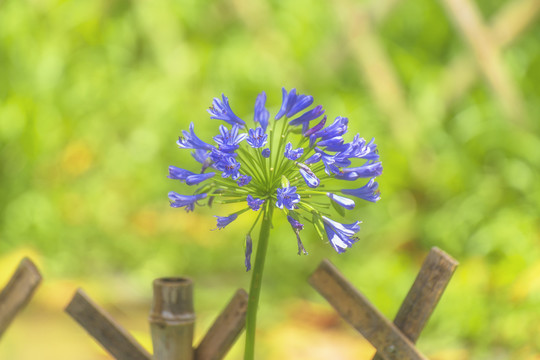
[244,201,274,360]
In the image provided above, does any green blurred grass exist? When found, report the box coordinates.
[1,0,540,358]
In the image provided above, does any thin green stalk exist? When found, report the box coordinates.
[244,202,274,360]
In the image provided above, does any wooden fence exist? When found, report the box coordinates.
[310,247,458,360]
[0,258,42,339]
[0,247,457,359]
[333,0,539,133]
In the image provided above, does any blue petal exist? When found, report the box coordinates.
[185,172,215,185]
[208,94,246,127]
[298,167,320,188]
[335,161,383,180]
[168,192,207,212]
[327,193,355,210]
[177,123,214,151]
[214,213,238,229]
[341,178,381,202]
[247,194,265,211]
[321,216,360,253]
[254,92,270,132]
[303,116,327,137]
[287,215,304,230]
[289,105,325,126]
[245,234,252,271]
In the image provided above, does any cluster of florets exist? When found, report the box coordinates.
[168,88,382,270]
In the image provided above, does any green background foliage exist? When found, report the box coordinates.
[1,0,539,358]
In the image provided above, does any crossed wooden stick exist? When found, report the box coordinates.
[0,258,42,339]
[65,281,248,360]
[309,247,458,360]
[1,248,456,359]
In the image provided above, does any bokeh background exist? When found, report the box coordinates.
[1,0,540,358]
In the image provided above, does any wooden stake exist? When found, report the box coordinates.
[309,260,428,360]
[149,278,195,360]
[65,288,151,360]
[372,247,458,360]
[195,289,249,360]
[440,0,526,123]
[0,257,42,338]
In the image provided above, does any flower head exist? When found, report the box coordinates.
[168,88,382,268]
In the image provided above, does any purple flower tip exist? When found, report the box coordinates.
[214,213,238,230]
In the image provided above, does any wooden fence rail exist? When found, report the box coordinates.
[0,257,42,339]
[65,278,248,360]
[309,247,458,360]
[2,249,459,359]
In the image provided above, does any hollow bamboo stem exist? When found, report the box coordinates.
[149,277,195,360]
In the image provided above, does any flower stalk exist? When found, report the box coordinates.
[244,201,274,360]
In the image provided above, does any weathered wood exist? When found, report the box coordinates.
[65,288,151,360]
[372,247,458,360]
[309,260,428,360]
[440,0,526,123]
[149,278,195,360]
[195,289,249,360]
[336,0,417,149]
[491,0,540,49]
[0,257,42,338]
[440,0,540,109]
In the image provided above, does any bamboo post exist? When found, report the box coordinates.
[439,0,526,123]
[149,278,195,360]
[65,288,151,360]
[0,257,42,338]
[439,0,540,109]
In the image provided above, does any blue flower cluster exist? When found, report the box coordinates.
[169,88,382,270]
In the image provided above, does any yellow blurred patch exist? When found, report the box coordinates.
[429,348,470,360]
[131,208,159,238]
[0,248,42,288]
[131,330,153,355]
[264,299,375,360]
[61,140,93,177]
[511,262,540,302]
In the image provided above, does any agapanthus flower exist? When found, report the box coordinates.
[284,142,304,161]
[168,87,382,269]
[208,94,245,127]
[168,192,207,212]
[276,185,300,210]
[287,215,308,255]
[246,127,268,148]
[247,195,265,211]
[245,234,253,271]
[215,213,238,229]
